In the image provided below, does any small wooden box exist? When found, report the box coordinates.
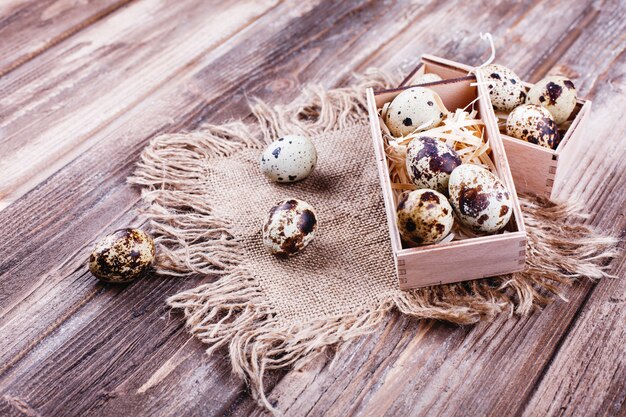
[400,55,592,198]
[366,73,527,290]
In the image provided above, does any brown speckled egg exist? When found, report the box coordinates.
[480,64,526,112]
[448,164,513,233]
[526,75,577,124]
[406,136,462,195]
[260,135,317,183]
[385,87,446,137]
[89,228,155,283]
[506,104,560,149]
[262,199,317,257]
[396,189,453,246]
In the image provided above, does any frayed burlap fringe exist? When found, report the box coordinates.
[129,69,618,414]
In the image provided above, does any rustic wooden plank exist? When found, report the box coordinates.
[522,259,625,417]
[0,0,280,211]
[0,0,134,76]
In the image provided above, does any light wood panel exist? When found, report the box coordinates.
[0,0,133,76]
[0,0,280,210]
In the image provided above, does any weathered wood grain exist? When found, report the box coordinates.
[0,0,280,210]
[0,0,133,76]
[0,0,624,416]
[523,259,625,417]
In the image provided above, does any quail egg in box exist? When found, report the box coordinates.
[260,135,317,183]
[506,104,560,149]
[526,75,577,124]
[448,164,513,233]
[385,87,446,137]
[263,199,318,257]
[480,64,526,112]
[411,73,443,84]
[89,228,155,283]
[406,136,462,195]
[396,189,453,246]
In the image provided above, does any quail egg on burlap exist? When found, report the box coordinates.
[448,164,513,233]
[406,136,462,195]
[385,87,446,137]
[480,64,526,112]
[89,228,155,283]
[260,135,317,183]
[263,199,318,257]
[411,73,443,84]
[526,75,577,124]
[506,104,560,149]
[396,189,453,246]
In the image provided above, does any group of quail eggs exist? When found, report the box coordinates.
[88,134,319,284]
[480,63,578,149]
[258,135,319,257]
[384,84,513,247]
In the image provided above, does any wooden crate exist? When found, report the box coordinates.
[400,54,592,198]
[366,75,527,290]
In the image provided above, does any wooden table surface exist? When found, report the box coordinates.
[0,0,624,416]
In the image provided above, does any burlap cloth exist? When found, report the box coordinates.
[128,70,617,413]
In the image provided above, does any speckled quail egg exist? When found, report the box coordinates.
[385,87,446,137]
[412,73,443,84]
[406,136,462,195]
[89,228,155,283]
[262,199,318,257]
[506,104,560,149]
[396,189,453,246]
[526,75,577,124]
[448,164,513,233]
[479,64,526,112]
[260,135,317,183]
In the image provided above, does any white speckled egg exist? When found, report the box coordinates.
[260,135,317,183]
[448,164,513,233]
[412,73,443,84]
[526,75,577,124]
[480,64,526,112]
[506,104,560,149]
[89,228,155,283]
[262,199,317,257]
[385,87,446,137]
[396,189,453,246]
[406,136,462,194]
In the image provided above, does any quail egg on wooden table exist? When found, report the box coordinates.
[406,136,462,195]
[506,104,560,149]
[385,87,446,137]
[526,75,577,124]
[89,228,155,283]
[260,135,317,183]
[448,164,513,233]
[396,189,453,246]
[263,199,318,257]
[479,64,526,112]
